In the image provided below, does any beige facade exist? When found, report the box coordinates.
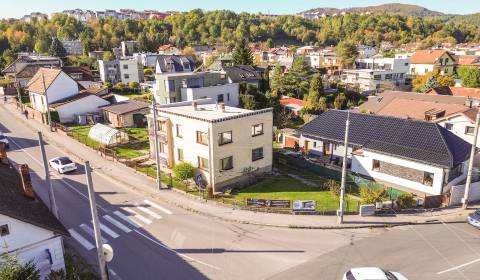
[148,100,273,192]
[409,52,455,76]
[103,107,150,128]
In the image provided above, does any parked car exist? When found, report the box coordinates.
[0,132,9,148]
[343,267,409,280]
[49,156,77,174]
[467,209,480,229]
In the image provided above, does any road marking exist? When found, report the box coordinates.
[123,208,152,224]
[7,136,108,212]
[144,200,173,215]
[79,223,108,244]
[437,258,480,274]
[68,229,94,251]
[98,222,120,239]
[113,211,141,228]
[133,229,221,271]
[136,205,162,219]
[103,215,131,233]
[108,269,121,280]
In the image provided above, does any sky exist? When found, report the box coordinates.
[1,0,479,19]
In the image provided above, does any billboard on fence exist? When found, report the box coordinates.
[293,200,316,211]
[246,199,291,209]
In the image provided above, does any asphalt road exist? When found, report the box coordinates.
[269,222,480,280]
[0,104,382,280]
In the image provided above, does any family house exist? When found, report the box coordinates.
[297,110,471,196]
[98,57,144,84]
[2,53,62,88]
[155,55,196,74]
[147,99,273,192]
[100,100,150,128]
[409,50,455,76]
[0,156,68,279]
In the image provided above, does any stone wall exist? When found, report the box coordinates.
[378,161,425,184]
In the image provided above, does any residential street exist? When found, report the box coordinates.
[0,104,381,280]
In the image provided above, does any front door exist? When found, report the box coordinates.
[323,142,331,156]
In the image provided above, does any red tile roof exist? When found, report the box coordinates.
[279,96,306,107]
[410,50,449,64]
[456,55,480,65]
[427,86,480,99]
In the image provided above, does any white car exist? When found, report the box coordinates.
[49,157,77,174]
[0,132,9,148]
[343,267,409,280]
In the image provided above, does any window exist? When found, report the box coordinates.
[373,74,381,80]
[196,131,208,145]
[439,58,443,65]
[218,131,232,145]
[124,74,130,79]
[444,68,449,74]
[466,126,475,135]
[217,94,224,103]
[227,93,230,101]
[404,62,409,66]
[198,156,209,170]
[252,147,264,161]
[0,224,9,237]
[220,156,233,170]
[123,64,128,69]
[445,123,453,131]
[177,148,184,161]
[159,142,167,154]
[372,159,380,171]
[423,172,434,186]
[385,74,392,80]
[176,124,183,138]
[165,80,175,92]
[411,67,416,74]
[158,121,167,132]
[252,123,264,137]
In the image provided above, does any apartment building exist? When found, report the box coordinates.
[121,41,140,56]
[147,99,273,192]
[61,40,83,56]
[98,58,144,84]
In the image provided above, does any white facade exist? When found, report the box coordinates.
[342,69,408,91]
[180,83,239,107]
[99,58,142,84]
[0,215,65,279]
[54,95,110,123]
[61,40,82,56]
[29,71,79,113]
[410,63,435,75]
[357,45,377,58]
[133,53,162,67]
[437,114,479,147]
[307,52,321,69]
[119,59,141,84]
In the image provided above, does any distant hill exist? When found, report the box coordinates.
[299,3,446,17]
[449,13,480,26]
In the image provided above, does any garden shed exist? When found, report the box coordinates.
[88,123,129,146]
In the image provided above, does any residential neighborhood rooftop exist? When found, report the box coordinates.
[410,49,451,64]
[100,99,149,115]
[26,67,63,94]
[375,98,467,120]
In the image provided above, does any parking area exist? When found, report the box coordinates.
[269,220,480,280]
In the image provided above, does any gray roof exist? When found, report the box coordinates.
[297,110,471,168]
[223,65,262,83]
[156,55,196,73]
[100,99,149,115]
[0,162,68,235]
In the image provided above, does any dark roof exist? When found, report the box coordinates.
[223,65,262,83]
[100,100,149,115]
[49,93,94,108]
[16,65,41,78]
[297,110,471,168]
[0,162,68,235]
[156,55,196,73]
[62,66,94,81]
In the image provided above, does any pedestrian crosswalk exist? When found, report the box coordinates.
[69,200,173,251]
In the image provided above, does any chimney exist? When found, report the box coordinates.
[192,100,198,111]
[0,143,7,165]
[19,164,35,199]
[218,103,225,112]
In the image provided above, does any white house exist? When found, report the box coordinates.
[297,110,471,196]
[437,108,480,147]
[98,58,143,84]
[409,50,455,76]
[0,160,68,279]
[357,45,377,58]
[49,94,110,123]
[148,99,273,192]
[180,83,239,107]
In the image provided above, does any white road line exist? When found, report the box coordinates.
[144,199,173,215]
[79,223,108,244]
[108,269,121,280]
[123,208,152,224]
[113,211,141,228]
[98,222,120,239]
[103,215,132,233]
[437,258,480,274]
[7,136,108,212]
[68,229,95,251]
[133,229,222,271]
[136,205,162,219]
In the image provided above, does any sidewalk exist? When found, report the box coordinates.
[1,102,474,229]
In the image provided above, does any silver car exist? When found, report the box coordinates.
[467,209,480,228]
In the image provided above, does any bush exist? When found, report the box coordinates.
[104,82,113,89]
[114,82,126,92]
[173,162,195,183]
[128,81,140,89]
[144,68,154,76]
[324,179,341,196]
[396,193,416,209]
[360,187,387,204]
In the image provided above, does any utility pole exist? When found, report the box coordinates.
[85,161,108,280]
[338,111,351,224]
[41,71,53,132]
[13,63,22,108]
[151,99,162,190]
[38,131,58,218]
[463,112,480,209]
[207,126,214,197]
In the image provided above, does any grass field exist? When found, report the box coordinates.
[113,128,149,159]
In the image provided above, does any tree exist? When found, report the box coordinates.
[436,75,455,87]
[304,74,326,113]
[102,51,114,61]
[336,40,358,68]
[0,253,40,280]
[260,68,270,93]
[48,37,66,58]
[173,162,195,185]
[333,93,347,109]
[232,39,253,66]
[144,68,154,76]
[128,81,140,90]
[114,82,126,92]
[458,66,480,88]
[270,63,284,97]
[34,36,51,54]
[396,193,416,209]
[266,38,274,48]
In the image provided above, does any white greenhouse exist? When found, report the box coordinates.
[88,124,129,146]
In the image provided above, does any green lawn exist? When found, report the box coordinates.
[118,91,152,102]
[113,128,150,159]
[68,125,102,148]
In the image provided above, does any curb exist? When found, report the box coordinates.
[2,104,471,230]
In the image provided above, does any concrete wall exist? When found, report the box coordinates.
[180,83,239,107]
[119,59,141,84]
[450,181,480,205]
[55,95,110,123]
[437,115,479,147]
[46,72,79,103]
[0,215,65,279]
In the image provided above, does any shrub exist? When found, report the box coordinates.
[360,187,387,204]
[144,68,154,76]
[324,179,341,196]
[114,82,126,92]
[128,81,140,89]
[104,82,113,89]
[173,162,195,183]
[396,193,416,209]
